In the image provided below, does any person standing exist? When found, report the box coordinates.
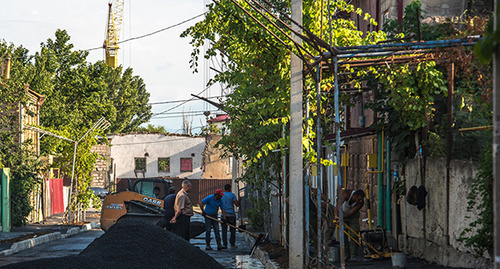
[220,184,240,249]
[200,189,226,251]
[163,186,177,233]
[335,189,365,261]
[170,180,194,241]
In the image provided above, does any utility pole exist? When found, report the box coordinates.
[494,0,500,267]
[289,0,304,267]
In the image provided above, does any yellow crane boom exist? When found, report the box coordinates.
[104,0,124,68]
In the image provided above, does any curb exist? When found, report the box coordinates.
[243,233,280,269]
[0,222,100,256]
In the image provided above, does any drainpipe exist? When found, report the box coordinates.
[315,64,323,264]
[305,87,310,265]
[365,131,384,230]
[377,133,384,228]
[397,0,403,28]
[334,56,346,269]
[386,138,391,232]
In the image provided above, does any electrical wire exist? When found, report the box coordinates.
[152,82,216,116]
[117,12,207,45]
[6,12,207,60]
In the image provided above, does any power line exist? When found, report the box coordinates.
[153,83,217,116]
[147,95,225,106]
[151,109,220,115]
[117,13,207,45]
[6,12,207,60]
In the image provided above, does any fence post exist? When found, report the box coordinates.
[1,168,10,232]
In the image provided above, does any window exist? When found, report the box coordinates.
[134,157,146,172]
[158,158,170,172]
[180,158,193,172]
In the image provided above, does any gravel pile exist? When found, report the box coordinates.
[2,219,223,269]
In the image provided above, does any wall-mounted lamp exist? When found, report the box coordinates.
[191,153,195,157]
[144,152,149,157]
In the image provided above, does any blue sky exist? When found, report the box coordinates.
[0,0,223,133]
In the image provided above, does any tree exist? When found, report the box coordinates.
[0,29,153,224]
[0,42,44,226]
[182,0,385,252]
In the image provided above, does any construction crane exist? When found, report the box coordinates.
[104,0,124,68]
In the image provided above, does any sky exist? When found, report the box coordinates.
[0,0,225,134]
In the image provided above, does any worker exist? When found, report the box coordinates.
[164,186,177,233]
[200,189,226,251]
[335,189,365,261]
[220,184,241,249]
[153,186,161,199]
[170,180,194,241]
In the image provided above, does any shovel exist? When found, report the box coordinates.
[194,211,267,255]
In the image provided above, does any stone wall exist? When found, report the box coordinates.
[400,158,491,268]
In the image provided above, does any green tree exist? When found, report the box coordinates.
[137,124,168,134]
[0,45,44,226]
[0,29,153,224]
[182,0,385,238]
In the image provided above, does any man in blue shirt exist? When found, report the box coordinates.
[221,184,240,248]
[200,189,226,251]
[163,186,177,232]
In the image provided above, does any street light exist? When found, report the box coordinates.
[67,117,110,223]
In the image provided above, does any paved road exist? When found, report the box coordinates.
[0,215,264,269]
[190,213,265,268]
[0,229,104,267]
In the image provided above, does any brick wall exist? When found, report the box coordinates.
[91,143,111,189]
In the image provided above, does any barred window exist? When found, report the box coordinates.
[158,158,170,172]
[134,157,146,172]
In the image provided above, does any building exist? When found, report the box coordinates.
[108,133,205,181]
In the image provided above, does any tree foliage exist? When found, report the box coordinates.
[459,138,493,257]
[182,0,385,233]
[1,29,152,224]
[0,59,44,226]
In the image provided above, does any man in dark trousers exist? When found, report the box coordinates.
[200,189,226,251]
[221,184,240,248]
[170,180,193,241]
[163,186,177,232]
[335,189,365,261]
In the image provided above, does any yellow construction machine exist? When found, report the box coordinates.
[100,178,172,231]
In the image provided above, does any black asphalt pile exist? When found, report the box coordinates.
[2,219,223,269]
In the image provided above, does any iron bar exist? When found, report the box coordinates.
[337,37,479,51]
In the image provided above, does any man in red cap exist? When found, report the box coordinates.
[200,189,227,251]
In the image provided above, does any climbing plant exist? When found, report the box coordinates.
[458,138,493,257]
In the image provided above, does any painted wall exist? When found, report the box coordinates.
[400,158,491,268]
[109,133,205,179]
[202,134,232,179]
